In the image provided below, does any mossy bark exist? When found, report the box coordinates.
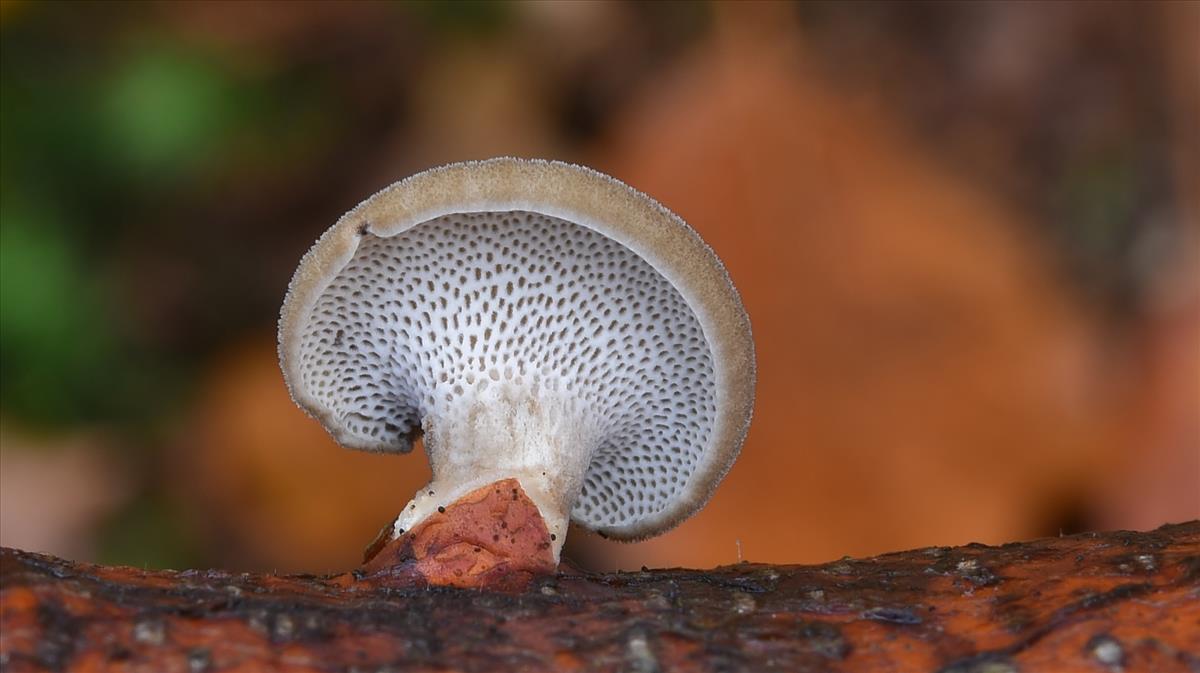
[2,522,1197,672]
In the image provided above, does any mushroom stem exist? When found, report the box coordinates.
[390,384,595,560]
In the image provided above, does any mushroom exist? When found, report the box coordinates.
[279,158,754,562]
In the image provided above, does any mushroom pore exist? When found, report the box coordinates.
[279,159,754,561]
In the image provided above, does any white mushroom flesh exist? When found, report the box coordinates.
[297,211,717,550]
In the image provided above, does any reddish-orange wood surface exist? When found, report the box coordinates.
[2,522,1197,672]
[358,478,556,590]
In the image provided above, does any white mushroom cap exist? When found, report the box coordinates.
[279,158,754,557]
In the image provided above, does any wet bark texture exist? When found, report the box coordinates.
[357,478,557,590]
[1,522,1197,673]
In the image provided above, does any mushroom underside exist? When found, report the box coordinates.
[295,210,718,532]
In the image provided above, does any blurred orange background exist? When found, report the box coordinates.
[1,1,1196,573]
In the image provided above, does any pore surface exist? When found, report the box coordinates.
[298,211,717,529]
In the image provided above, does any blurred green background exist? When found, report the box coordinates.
[1,0,1196,573]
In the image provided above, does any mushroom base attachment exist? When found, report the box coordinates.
[358,478,556,589]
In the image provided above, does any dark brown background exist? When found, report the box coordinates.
[1,0,1196,573]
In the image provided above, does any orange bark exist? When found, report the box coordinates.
[358,478,555,589]
[1,522,1197,672]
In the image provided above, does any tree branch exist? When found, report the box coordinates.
[2,522,1197,672]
